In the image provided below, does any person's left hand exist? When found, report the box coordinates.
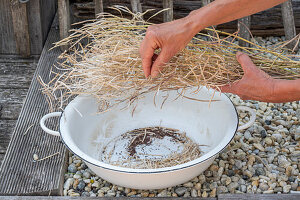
[219,52,276,102]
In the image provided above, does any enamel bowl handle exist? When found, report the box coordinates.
[40,112,62,136]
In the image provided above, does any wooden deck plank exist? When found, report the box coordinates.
[0,101,24,120]
[0,63,37,88]
[0,55,39,63]
[0,89,28,105]
[0,55,38,165]
[218,194,300,200]
[0,195,299,199]
[0,120,15,148]
[0,197,217,200]
[0,119,15,166]
[0,16,68,195]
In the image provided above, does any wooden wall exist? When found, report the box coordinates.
[0,0,57,56]
[0,1,17,55]
[72,0,300,36]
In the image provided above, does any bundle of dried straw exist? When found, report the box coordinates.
[40,6,300,111]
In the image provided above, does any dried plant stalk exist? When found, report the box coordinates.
[40,6,300,111]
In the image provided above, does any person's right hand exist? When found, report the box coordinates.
[139,17,196,77]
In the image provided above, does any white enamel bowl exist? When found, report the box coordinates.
[40,87,255,189]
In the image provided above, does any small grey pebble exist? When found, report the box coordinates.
[81,163,88,170]
[255,168,265,176]
[272,133,282,143]
[77,180,86,190]
[278,155,291,168]
[217,186,228,194]
[274,187,283,193]
[265,147,276,153]
[265,120,271,125]
[244,131,252,140]
[228,182,239,191]
[259,183,269,191]
[240,185,247,193]
[106,192,116,197]
[68,164,77,173]
[296,109,300,119]
[260,130,267,138]
[253,149,259,154]
[288,176,295,182]
[235,160,243,169]
[191,188,197,197]
[90,193,96,197]
[175,187,187,197]
[82,192,90,197]
[227,170,235,177]
[104,182,111,187]
[83,171,91,179]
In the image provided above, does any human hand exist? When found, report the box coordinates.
[219,52,277,102]
[139,18,196,77]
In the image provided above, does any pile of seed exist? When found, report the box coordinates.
[100,127,203,169]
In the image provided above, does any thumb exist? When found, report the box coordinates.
[150,49,172,77]
[218,80,240,94]
[236,51,258,75]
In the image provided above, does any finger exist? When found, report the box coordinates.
[236,51,258,75]
[150,49,172,77]
[139,39,157,78]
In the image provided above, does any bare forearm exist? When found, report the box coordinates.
[272,79,300,103]
[185,0,287,34]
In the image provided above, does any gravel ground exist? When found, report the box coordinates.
[63,36,300,197]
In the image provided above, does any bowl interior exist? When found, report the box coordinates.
[60,87,238,172]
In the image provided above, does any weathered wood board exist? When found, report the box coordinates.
[218,194,300,200]
[281,0,298,50]
[0,16,68,195]
[0,119,16,164]
[58,0,71,51]
[238,16,251,47]
[130,0,142,14]
[73,0,300,36]
[0,194,299,199]
[0,0,57,55]
[0,56,38,166]
[0,64,37,89]
[95,0,104,15]
[163,0,173,22]
[10,2,30,57]
[0,0,17,54]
